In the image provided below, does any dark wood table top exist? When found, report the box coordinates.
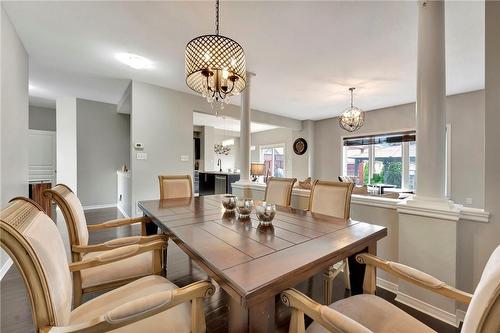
[138,195,387,306]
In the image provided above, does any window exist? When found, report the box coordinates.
[343,131,416,190]
[260,144,285,178]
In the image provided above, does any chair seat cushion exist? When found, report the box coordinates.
[81,250,153,289]
[306,294,436,333]
[71,275,191,333]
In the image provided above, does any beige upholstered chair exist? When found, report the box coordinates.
[264,177,297,207]
[282,246,500,333]
[1,197,215,333]
[309,180,355,304]
[44,184,164,306]
[158,175,193,200]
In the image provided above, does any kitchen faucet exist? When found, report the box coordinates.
[217,158,222,172]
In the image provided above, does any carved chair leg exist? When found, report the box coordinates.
[73,274,83,308]
[289,308,306,333]
[191,297,206,333]
[343,258,351,291]
[323,267,334,305]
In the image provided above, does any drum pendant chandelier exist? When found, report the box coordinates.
[185,0,246,114]
[339,87,365,132]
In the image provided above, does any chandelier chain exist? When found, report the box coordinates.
[215,0,220,35]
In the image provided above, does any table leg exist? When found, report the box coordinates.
[348,241,377,295]
[144,217,159,235]
[228,296,275,333]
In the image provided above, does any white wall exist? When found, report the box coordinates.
[76,99,130,207]
[211,128,240,172]
[0,7,29,275]
[56,97,77,193]
[314,90,485,208]
[130,81,193,215]
[250,127,310,180]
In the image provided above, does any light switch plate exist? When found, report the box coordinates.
[180,155,189,162]
[136,152,147,160]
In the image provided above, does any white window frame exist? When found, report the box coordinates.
[341,127,451,194]
[259,143,286,177]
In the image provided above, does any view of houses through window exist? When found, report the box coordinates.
[260,144,285,178]
[343,132,416,190]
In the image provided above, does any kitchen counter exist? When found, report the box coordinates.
[199,171,240,175]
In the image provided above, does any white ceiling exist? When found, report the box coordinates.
[193,112,279,134]
[3,1,484,120]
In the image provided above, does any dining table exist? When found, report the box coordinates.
[138,195,387,333]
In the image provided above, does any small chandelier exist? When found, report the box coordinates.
[339,87,365,132]
[185,0,246,114]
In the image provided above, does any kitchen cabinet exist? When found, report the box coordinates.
[198,172,240,195]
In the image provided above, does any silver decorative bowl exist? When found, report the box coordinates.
[255,202,276,226]
[236,199,254,218]
[222,195,237,212]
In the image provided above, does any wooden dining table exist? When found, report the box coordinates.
[138,195,387,333]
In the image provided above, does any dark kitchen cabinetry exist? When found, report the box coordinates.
[199,172,215,196]
[198,172,240,195]
[194,138,201,160]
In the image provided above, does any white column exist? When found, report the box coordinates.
[239,73,254,182]
[56,97,78,193]
[396,1,459,317]
[414,0,446,201]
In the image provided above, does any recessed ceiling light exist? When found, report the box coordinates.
[115,53,153,70]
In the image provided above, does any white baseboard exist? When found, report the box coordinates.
[395,291,458,327]
[117,204,130,218]
[83,203,116,211]
[377,277,464,327]
[377,277,398,293]
[456,309,466,324]
[0,258,13,281]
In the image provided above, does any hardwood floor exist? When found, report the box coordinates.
[1,206,460,333]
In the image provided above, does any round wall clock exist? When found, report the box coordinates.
[293,138,308,155]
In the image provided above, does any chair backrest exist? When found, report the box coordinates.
[158,175,193,200]
[308,180,354,219]
[264,177,297,207]
[43,184,89,249]
[462,245,500,333]
[0,198,73,330]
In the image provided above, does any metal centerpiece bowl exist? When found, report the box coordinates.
[236,198,254,219]
[221,195,237,212]
[255,202,276,226]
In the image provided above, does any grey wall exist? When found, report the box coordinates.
[76,99,130,206]
[314,90,485,208]
[29,105,56,131]
[1,7,29,272]
[130,81,194,216]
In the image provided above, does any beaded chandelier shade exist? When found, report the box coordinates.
[339,87,365,132]
[185,0,246,111]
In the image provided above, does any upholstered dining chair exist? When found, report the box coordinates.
[158,175,193,200]
[308,180,355,304]
[264,177,297,207]
[44,184,165,307]
[282,246,500,333]
[1,197,215,333]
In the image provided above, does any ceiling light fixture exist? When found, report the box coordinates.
[115,53,153,70]
[185,0,246,115]
[339,87,365,132]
